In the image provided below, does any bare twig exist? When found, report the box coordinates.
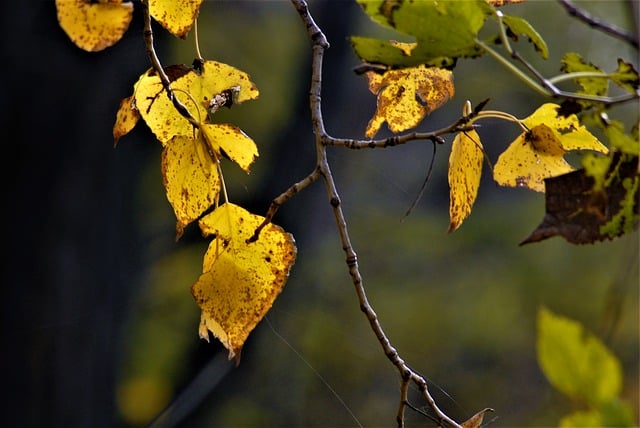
[558,0,639,49]
[288,0,463,426]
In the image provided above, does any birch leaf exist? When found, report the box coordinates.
[494,124,574,192]
[55,0,133,52]
[192,203,297,364]
[133,61,259,144]
[365,65,454,138]
[522,103,608,153]
[161,133,220,239]
[448,129,484,232]
[149,0,204,39]
[200,124,258,173]
[495,103,607,192]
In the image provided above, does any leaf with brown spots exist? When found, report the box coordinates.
[448,129,484,232]
[55,0,133,52]
[364,65,454,138]
[161,132,220,239]
[149,0,204,39]
[494,103,607,192]
[200,123,258,173]
[113,95,140,146]
[132,60,259,144]
[192,203,297,364]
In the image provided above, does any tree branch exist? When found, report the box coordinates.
[558,0,639,49]
[289,0,463,426]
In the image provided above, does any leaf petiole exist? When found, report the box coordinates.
[471,110,529,133]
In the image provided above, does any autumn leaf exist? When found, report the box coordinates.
[521,151,639,245]
[448,129,484,232]
[149,0,204,39]
[494,103,607,192]
[494,124,574,192]
[161,133,220,239]
[192,203,297,363]
[461,408,494,428]
[55,0,133,52]
[200,124,258,173]
[113,95,140,146]
[132,60,259,144]
[365,65,454,138]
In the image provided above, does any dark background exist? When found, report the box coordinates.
[3,1,638,427]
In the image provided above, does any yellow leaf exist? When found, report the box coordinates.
[113,95,140,146]
[522,103,608,153]
[55,0,133,52]
[200,124,258,173]
[494,124,574,192]
[149,0,204,39]
[192,203,297,363]
[448,129,484,232]
[365,65,454,138]
[133,61,259,144]
[161,133,220,238]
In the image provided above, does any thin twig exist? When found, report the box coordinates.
[558,0,639,49]
[140,0,199,126]
[290,0,462,426]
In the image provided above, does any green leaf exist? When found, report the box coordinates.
[349,36,454,68]
[610,58,639,93]
[559,399,636,427]
[561,52,607,97]
[537,307,623,406]
[353,0,493,66]
[501,14,548,59]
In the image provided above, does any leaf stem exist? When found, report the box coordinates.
[140,0,199,127]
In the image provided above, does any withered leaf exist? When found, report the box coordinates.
[521,152,639,245]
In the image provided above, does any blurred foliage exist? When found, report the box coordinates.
[114,1,638,427]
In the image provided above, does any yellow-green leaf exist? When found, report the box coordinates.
[192,203,297,363]
[149,0,203,39]
[494,124,574,192]
[200,124,258,173]
[161,134,220,239]
[448,129,484,232]
[55,0,133,52]
[537,306,623,406]
[365,65,454,138]
[113,95,140,146]
[133,61,259,144]
[522,103,608,153]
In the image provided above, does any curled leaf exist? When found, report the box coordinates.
[448,129,484,232]
[55,0,133,52]
[192,203,297,364]
[113,95,140,146]
[365,65,454,138]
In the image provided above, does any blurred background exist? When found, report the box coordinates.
[2,1,638,427]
